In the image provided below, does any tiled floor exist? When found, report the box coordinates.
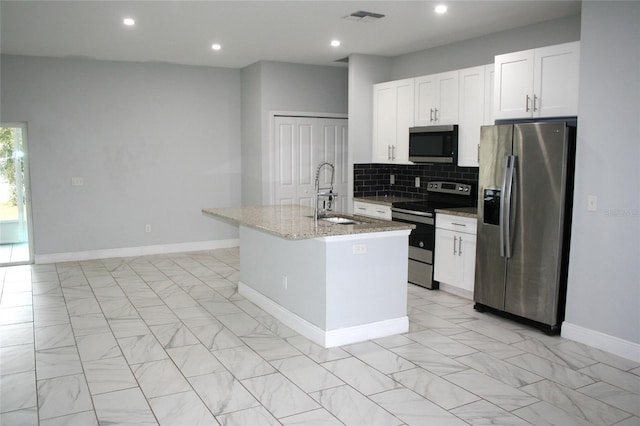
[0,248,638,426]
[0,242,30,265]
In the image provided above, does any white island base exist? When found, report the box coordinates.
[238,225,410,348]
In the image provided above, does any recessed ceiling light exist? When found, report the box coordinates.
[435,4,448,14]
[123,17,136,26]
[211,43,222,51]
[330,40,341,48]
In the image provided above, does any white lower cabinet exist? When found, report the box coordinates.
[353,201,392,221]
[434,214,477,297]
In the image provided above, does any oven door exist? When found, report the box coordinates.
[392,208,436,289]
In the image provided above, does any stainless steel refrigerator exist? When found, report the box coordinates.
[474,120,575,333]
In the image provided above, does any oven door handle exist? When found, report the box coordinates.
[391,210,434,225]
[391,208,433,217]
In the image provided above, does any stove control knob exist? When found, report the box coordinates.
[419,241,424,248]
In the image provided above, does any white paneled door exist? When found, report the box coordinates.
[273,116,347,211]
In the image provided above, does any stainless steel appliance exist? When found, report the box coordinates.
[474,120,576,333]
[409,125,458,164]
[392,181,475,289]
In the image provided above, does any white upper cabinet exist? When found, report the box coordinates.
[372,78,414,164]
[494,41,580,119]
[415,71,459,126]
[458,65,487,167]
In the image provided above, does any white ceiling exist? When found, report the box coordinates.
[0,1,581,69]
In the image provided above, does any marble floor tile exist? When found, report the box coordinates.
[322,356,401,396]
[505,352,596,389]
[579,380,640,417]
[92,387,157,425]
[285,335,350,364]
[64,297,102,316]
[578,362,640,394]
[0,291,32,308]
[132,358,191,398]
[199,297,243,316]
[149,390,218,426]
[444,369,539,412]
[521,379,631,426]
[242,335,301,361]
[0,343,35,375]
[39,410,99,426]
[513,338,596,370]
[391,367,480,410]
[556,340,640,372]
[137,304,179,325]
[456,352,543,388]
[189,370,260,415]
[83,355,138,395]
[108,317,150,338]
[449,330,526,359]
[35,323,76,350]
[450,400,531,425]
[460,318,527,344]
[0,322,34,347]
[35,345,83,379]
[241,372,320,418]
[37,373,93,420]
[370,387,468,426]
[118,333,168,365]
[217,312,273,337]
[409,310,467,335]
[33,305,69,327]
[0,370,37,413]
[310,384,403,426]
[0,407,38,425]
[215,406,280,426]
[270,354,344,393]
[388,342,469,376]
[167,343,225,377]
[69,312,110,336]
[407,329,478,357]
[342,340,416,374]
[75,332,121,361]
[213,345,276,380]
[99,298,140,320]
[183,317,245,351]
[149,321,199,348]
[512,401,598,426]
[279,408,343,426]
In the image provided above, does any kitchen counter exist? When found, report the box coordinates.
[202,205,413,240]
[354,195,421,206]
[435,207,478,218]
[203,204,411,348]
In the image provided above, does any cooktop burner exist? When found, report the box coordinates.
[392,181,476,213]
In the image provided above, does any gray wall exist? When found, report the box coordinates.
[390,14,581,79]
[1,55,241,255]
[240,61,348,206]
[565,2,640,345]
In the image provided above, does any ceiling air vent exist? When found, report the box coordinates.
[342,10,386,23]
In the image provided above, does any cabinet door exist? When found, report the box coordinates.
[434,229,458,284]
[534,41,580,117]
[372,83,395,163]
[484,64,495,125]
[459,232,477,292]
[414,75,437,126]
[436,71,459,124]
[494,49,535,120]
[394,80,414,163]
[457,66,485,167]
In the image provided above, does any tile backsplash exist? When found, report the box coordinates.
[354,163,479,198]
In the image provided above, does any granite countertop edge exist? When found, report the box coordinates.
[202,205,414,240]
[434,207,478,219]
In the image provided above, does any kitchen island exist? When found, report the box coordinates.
[202,205,414,347]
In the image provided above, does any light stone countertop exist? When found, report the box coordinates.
[354,195,421,207]
[202,205,414,240]
[435,207,478,218]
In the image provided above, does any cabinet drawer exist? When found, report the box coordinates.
[353,201,392,221]
[436,213,477,234]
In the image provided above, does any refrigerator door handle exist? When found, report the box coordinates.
[504,155,516,258]
[499,156,510,257]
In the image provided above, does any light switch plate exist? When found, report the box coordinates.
[415,177,420,188]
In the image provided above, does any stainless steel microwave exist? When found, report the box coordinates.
[408,125,458,164]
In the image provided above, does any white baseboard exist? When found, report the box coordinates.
[239,282,408,348]
[34,239,240,264]
[561,321,640,363]
[438,283,474,300]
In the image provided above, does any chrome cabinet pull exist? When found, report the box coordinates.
[434,108,439,121]
[459,236,463,256]
[387,145,391,160]
[391,145,395,160]
[525,95,531,112]
[533,95,538,112]
[453,236,457,255]
[429,108,434,122]
[451,222,467,227]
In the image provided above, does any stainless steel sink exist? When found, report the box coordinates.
[320,216,361,225]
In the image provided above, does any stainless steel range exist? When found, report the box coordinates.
[392,181,475,289]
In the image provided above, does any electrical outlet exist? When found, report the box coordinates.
[415,177,420,188]
[587,195,598,212]
[353,244,367,255]
[390,174,395,185]
[145,224,151,233]
[71,177,84,186]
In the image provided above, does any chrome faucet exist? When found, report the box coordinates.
[314,161,337,222]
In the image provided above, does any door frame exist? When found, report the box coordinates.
[268,111,348,207]
[1,122,35,265]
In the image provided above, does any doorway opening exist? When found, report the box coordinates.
[1,123,33,265]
